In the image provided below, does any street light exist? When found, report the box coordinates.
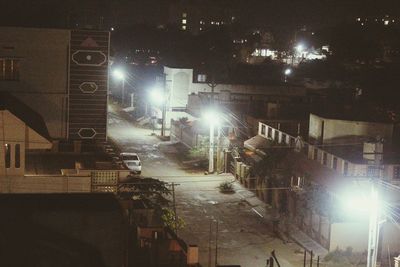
[295,43,305,53]
[284,68,292,82]
[341,184,381,267]
[203,109,221,174]
[149,88,167,136]
[113,68,126,105]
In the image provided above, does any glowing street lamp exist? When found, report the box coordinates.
[149,88,167,136]
[295,43,305,53]
[341,184,381,267]
[150,88,165,106]
[284,68,292,76]
[203,109,221,173]
[113,68,126,104]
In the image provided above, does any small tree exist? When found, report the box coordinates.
[118,176,185,230]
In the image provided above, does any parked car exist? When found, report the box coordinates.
[120,152,141,174]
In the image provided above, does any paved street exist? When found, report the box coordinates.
[108,105,305,267]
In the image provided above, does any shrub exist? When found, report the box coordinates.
[219,181,234,193]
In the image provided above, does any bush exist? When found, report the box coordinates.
[219,181,235,193]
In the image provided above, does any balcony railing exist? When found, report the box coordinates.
[258,122,400,180]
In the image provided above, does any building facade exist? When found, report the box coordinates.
[0,26,109,141]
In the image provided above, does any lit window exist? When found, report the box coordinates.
[0,58,20,81]
[4,144,10,168]
[211,21,215,25]
[199,27,203,31]
[182,19,187,24]
[384,20,389,25]
[182,25,186,30]
[15,144,20,168]
[216,22,220,25]
[182,13,187,18]
[200,20,204,25]
[197,74,206,82]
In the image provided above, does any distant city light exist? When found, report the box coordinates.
[110,27,115,31]
[384,20,389,25]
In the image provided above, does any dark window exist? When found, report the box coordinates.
[274,130,279,140]
[343,162,349,176]
[5,144,10,168]
[394,166,400,180]
[15,144,20,168]
[281,134,286,144]
[323,153,327,165]
[313,148,318,160]
[261,125,266,135]
[0,58,20,81]
[267,127,272,138]
[333,157,338,169]
[367,166,379,177]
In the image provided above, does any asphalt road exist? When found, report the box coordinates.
[108,105,304,267]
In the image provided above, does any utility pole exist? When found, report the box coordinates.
[367,183,380,267]
[161,73,167,137]
[208,221,212,267]
[215,220,219,267]
[209,122,215,174]
[121,78,125,106]
[216,126,221,173]
[172,182,178,236]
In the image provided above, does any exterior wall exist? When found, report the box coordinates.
[164,67,193,109]
[309,114,394,144]
[68,30,109,141]
[0,27,110,141]
[0,110,25,176]
[164,66,307,109]
[0,175,91,193]
[0,110,51,176]
[0,27,70,139]
[0,169,130,193]
[329,222,369,252]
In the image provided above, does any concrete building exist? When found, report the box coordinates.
[0,92,129,193]
[0,26,109,142]
[242,116,400,261]
[167,0,235,34]
[164,66,308,112]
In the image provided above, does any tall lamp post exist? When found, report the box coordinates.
[149,88,166,137]
[203,110,220,174]
[342,182,382,267]
[113,69,125,105]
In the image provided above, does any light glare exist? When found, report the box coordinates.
[113,69,125,80]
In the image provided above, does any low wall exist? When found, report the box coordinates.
[0,175,91,193]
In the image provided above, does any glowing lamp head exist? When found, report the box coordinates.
[284,68,292,76]
[202,109,221,126]
[150,89,165,105]
[295,44,305,52]
[113,69,125,80]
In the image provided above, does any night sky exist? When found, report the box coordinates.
[1,0,399,29]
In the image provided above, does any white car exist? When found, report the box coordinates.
[120,152,142,174]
